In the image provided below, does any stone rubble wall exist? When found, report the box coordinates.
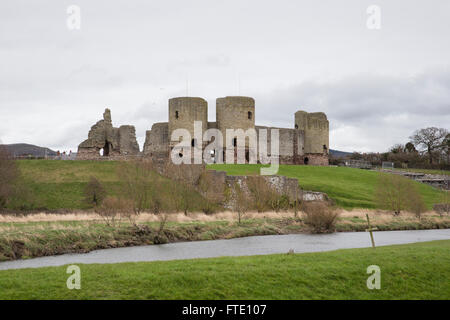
[77,108,140,160]
[380,169,450,190]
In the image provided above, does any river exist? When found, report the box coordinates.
[0,229,449,270]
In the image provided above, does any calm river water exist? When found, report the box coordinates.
[1,229,449,270]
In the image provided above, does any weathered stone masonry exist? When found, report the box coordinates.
[141,96,329,165]
[77,96,329,166]
[77,109,140,160]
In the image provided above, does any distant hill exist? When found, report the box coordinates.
[1,143,57,157]
[329,149,352,158]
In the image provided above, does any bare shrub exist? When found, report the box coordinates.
[83,176,106,207]
[0,146,20,208]
[173,183,193,215]
[233,182,250,224]
[434,192,450,217]
[247,176,272,212]
[117,160,156,215]
[269,194,291,212]
[153,213,169,244]
[95,196,124,226]
[197,170,223,214]
[247,176,289,212]
[406,184,427,220]
[302,202,339,233]
[246,176,291,213]
[118,160,168,235]
[374,173,416,215]
[165,162,202,215]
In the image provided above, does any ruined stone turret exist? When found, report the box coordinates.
[295,111,329,165]
[77,108,140,160]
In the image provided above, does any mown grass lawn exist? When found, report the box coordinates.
[209,164,444,209]
[0,240,449,299]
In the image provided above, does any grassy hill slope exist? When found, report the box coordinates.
[8,160,445,211]
[14,160,206,211]
[208,164,444,209]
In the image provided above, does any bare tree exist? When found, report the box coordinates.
[197,170,224,214]
[0,146,20,208]
[233,182,250,224]
[153,212,169,244]
[247,175,271,212]
[374,173,421,215]
[406,185,427,220]
[442,134,450,164]
[83,176,107,207]
[117,160,155,215]
[173,183,192,215]
[410,127,448,164]
[165,163,197,215]
[95,196,126,227]
[433,192,450,217]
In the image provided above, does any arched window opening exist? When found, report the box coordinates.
[233,138,237,147]
[178,152,183,158]
[191,139,196,147]
[295,124,298,129]
[175,111,179,119]
[248,111,252,120]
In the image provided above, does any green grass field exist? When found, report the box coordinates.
[15,160,207,211]
[0,240,448,299]
[9,160,446,211]
[209,164,445,209]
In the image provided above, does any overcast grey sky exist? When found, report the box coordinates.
[1,0,449,153]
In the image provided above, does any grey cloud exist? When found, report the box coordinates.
[254,69,450,152]
[1,0,450,153]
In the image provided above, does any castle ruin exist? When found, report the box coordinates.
[77,96,329,166]
[77,109,140,160]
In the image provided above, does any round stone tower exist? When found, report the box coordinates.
[216,96,255,162]
[168,97,208,148]
[216,96,255,137]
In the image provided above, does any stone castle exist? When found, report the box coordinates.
[77,96,329,166]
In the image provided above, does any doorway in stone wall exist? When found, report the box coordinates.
[304,157,309,165]
[100,142,110,157]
